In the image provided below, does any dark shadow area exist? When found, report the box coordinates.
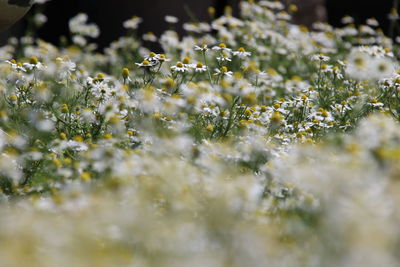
[38,0,217,49]
[1,0,398,49]
[327,0,394,33]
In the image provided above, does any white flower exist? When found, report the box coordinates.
[372,57,396,79]
[144,52,160,62]
[142,32,158,42]
[194,62,207,73]
[123,16,143,30]
[345,48,396,81]
[341,15,354,24]
[6,59,26,72]
[33,13,47,27]
[366,17,379,27]
[56,57,76,79]
[232,47,251,58]
[194,44,209,52]
[171,62,188,73]
[135,60,155,68]
[165,15,179,24]
[212,43,232,52]
[23,57,46,71]
[214,66,233,77]
[69,13,100,38]
[216,51,232,62]
[311,54,330,62]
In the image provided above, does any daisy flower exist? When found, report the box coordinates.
[142,32,158,42]
[23,56,46,71]
[144,52,160,62]
[135,60,154,68]
[171,62,188,73]
[212,43,232,52]
[156,54,170,62]
[194,62,207,73]
[6,59,26,72]
[165,15,179,24]
[233,47,252,58]
[366,17,379,27]
[311,54,330,62]
[194,44,209,52]
[216,51,232,62]
[214,66,233,77]
[182,57,194,68]
[123,16,143,30]
[341,15,354,24]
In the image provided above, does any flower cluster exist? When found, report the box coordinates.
[1,1,400,266]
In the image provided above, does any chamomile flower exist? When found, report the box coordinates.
[216,51,232,62]
[156,54,170,62]
[233,47,252,58]
[341,15,354,24]
[320,64,333,73]
[6,59,26,72]
[214,66,233,77]
[194,44,209,52]
[194,62,207,73]
[55,56,76,80]
[368,98,384,108]
[311,53,330,62]
[165,15,179,24]
[366,17,379,27]
[373,57,396,79]
[171,62,188,73]
[212,43,232,52]
[142,32,158,42]
[23,56,46,71]
[135,60,154,68]
[144,52,160,62]
[123,16,143,30]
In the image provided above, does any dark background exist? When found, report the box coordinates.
[0,0,396,49]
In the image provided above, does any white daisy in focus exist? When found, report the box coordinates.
[171,62,188,73]
[135,60,155,68]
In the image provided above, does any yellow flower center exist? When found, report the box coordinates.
[219,43,227,48]
[29,56,39,65]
